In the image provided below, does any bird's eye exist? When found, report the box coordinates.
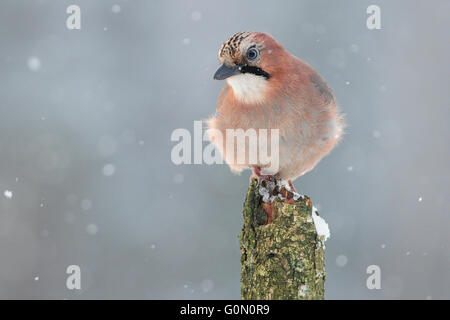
[246,48,259,61]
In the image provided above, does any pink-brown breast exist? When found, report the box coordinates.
[208,54,344,180]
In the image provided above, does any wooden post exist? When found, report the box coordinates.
[239,179,326,300]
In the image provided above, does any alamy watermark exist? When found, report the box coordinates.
[66,5,81,30]
[366,265,381,290]
[170,121,280,173]
[367,5,381,30]
[66,265,81,290]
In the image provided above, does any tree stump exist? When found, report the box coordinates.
[239,179,327,300]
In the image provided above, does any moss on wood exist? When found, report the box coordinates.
[240,179,326,300]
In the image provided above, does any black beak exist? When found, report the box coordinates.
[213,64,240,80]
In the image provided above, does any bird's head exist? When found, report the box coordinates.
[214,31,287,104]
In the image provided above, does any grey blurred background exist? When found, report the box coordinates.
[0,0,448,299]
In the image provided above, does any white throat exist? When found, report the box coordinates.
[226,73,268,104]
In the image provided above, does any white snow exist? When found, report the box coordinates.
[191,11,202,21]
[111,4,121,13]
[312,206,330,241]
[4,190,13,199]
[336,254,348,267]
[292,192,302,201]
[258,186,270,202]
[258,180,304,203]
[81,198,92,211]
[27,57,41,71]
[200,279,214,293]
[173,173,184,184]
[418,197,423,202]
[102,163,116,176]
[86,223,98,235]
[372,130,381,138]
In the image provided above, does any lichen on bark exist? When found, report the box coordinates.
[239,179,326,300]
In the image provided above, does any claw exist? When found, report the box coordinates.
[251,166,275,183]
[287,180,297,193]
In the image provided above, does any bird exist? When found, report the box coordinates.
[207,31,344,189]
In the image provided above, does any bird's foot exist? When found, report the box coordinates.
[250,166,275,184]
[287,180,297,193]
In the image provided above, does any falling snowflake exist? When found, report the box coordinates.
[372,130,381,138]
[81,198,93,211]
[336,254,348,267]
[102,163,116,176]
[111,4,121,13]
[4,190,13,199]
[173,173,184,184]
[191,11,202,21]
[86,223,98,235]
[200,279,214,293]
[27,56,41,71]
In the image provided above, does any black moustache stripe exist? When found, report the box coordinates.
[239,65,271,79]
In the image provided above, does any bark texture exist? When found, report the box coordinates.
[240,179,326,300]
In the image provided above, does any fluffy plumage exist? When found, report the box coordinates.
[208,31,344,181]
